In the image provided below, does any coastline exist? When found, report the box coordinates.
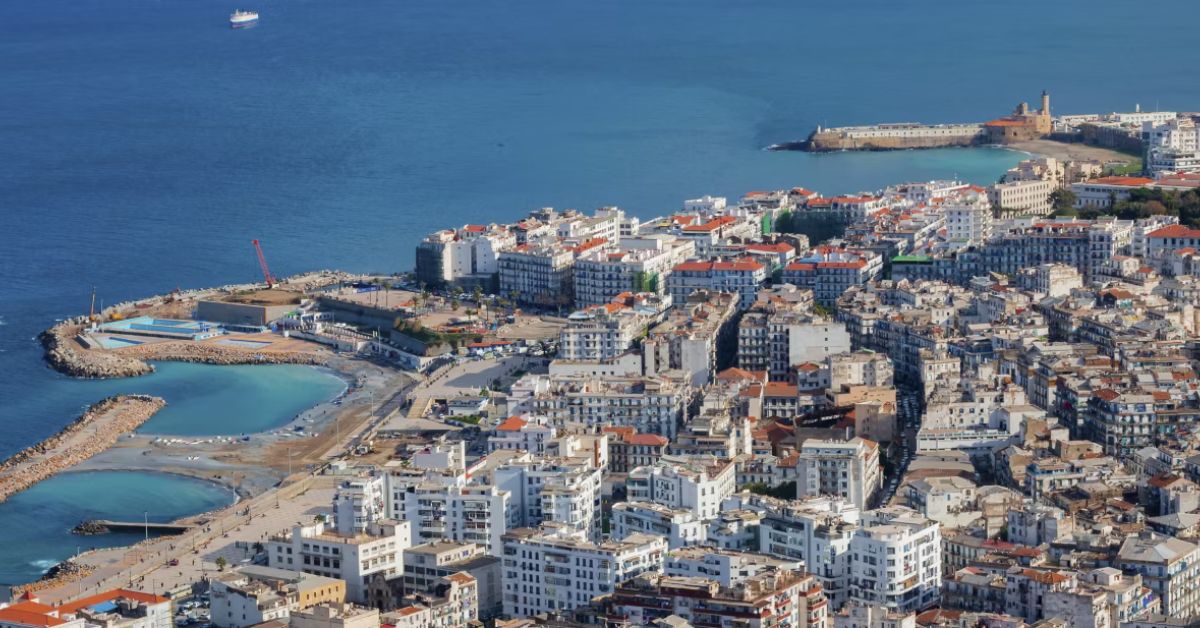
[0,395,167,502]
[11,271,417,598]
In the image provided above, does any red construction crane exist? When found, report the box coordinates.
[252,239,276,287]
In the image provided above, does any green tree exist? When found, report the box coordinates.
[1049,188,1077,212]
[215,556,227,571]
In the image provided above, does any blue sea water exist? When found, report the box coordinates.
[2,0,1200,583]
[0,471,235,586]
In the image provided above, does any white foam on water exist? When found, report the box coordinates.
[30,559,58,572]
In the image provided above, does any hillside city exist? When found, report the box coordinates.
[10,109,1200,628]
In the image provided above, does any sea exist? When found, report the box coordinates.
[3,0,1200,585]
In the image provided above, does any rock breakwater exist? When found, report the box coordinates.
[11,560,97,596]
[41,322,327,380]
[40,322,153,378]
[0,395,167,502]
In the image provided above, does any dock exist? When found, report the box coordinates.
[92,520,194,534]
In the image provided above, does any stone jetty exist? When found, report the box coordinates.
[0,395,167,502]
[40,322,153,378]
[11,560,96,596]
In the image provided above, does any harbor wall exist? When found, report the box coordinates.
[804,130,987,152]
[0,395,166,502]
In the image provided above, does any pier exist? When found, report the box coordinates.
[92,520,195,534]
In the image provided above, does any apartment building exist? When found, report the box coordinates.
[488,415,556,455]
[390,573,478,628]
[290,604,380,628]
[611,501,706,549]
[602,569,829,628]
[265,520,410,608]
[415,225,516,287]
[572,237,692,307]
[796,438,882,510]
[1084,389,1160,457]
[528,374,689,439]
[783,249,883,306]
[945,202,994,246]
[1116,531,1200,618]
[626,456,737,520]
[642,290,739,387]
[498,244,578,308]
[749,494,862,607]
[211,566,345,628]
[402,541,502,619]
[603,427,669,473]
[558,304,653,361]
[492,456,604,542]
[664,547,804,586]
[500,527,667,618]
[666,258,767,310]
[990,179,1054,215]
[847,507,941,613]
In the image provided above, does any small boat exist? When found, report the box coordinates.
[230,10,259,28]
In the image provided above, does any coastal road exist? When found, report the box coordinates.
[32,476,339,604]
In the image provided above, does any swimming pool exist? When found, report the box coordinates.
[93,336,144,349]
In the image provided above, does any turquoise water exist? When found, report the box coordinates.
[0,471,235,587]
[64,362,345,436]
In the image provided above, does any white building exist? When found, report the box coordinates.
[500,527,667,618]
[664,546,803,587]
[627,457,737,521]
[488,416,556,455]
[848,507,941,613]
[558,304,652,361]
[945,202,993,246]
[211,566,346,628]
[797,438,882,510]
[990,179,1054,215]
[667,259,767,310]
[266,519,411,608]
[611,501,707,549]
[1116,530,1200,618]
[748,493,861,607]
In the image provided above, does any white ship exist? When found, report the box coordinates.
[230,10,259,28]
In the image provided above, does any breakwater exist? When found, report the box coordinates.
[40,323,153,378]
[11,560,96,597]
[41,319,327,381]
[0,395,166,502]
[39,271,356,379]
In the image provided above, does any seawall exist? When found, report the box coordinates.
[806,133,987,152]
[0,395,167,502]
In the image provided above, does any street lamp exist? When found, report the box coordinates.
[144,511,149,543]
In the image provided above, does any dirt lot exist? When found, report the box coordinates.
[221,288,304,306]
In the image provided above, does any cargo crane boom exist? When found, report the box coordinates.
[252,239,276,287]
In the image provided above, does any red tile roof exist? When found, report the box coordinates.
[496,416,528,431]
[1090,176,1155,186]
[628,434,669,446]
[59,590,170,613]
[1149,224,1200,239]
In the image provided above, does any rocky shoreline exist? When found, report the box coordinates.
[0,395,167,502]
[11,560,97,596]
[40,321,328,380]
[40,322,153,378]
